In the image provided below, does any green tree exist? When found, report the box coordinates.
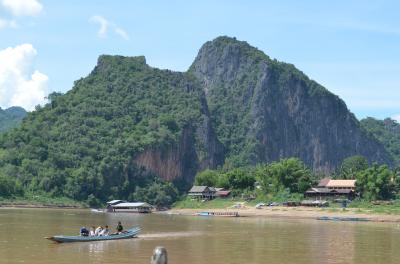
[194,169,220,187]
[219,168,255,191]
[338,155,369,179]
[256,158,314,194]
[0,173,23,197]
[356,164,395,200]
[130,181,178,208]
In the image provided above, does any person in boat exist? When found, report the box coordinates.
[116,221,123,234]
[94,226,103,236]
[89,226,96,236]
[80,227,89,236]
[100,225,110,236]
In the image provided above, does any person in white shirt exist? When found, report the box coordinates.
[100,225,109,236]
[94,226,102,236]
[89,226,96,236]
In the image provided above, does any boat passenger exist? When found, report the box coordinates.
[100,225,110,236]
[116,221,123,234]
[89,226,96,236]
[80,227,89,236]
[95,226,103,236]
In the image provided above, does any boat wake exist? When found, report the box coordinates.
[138,231,203,240]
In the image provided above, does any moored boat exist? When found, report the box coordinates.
[196,211,239,217]
[46,226,141,243]
[317,216,370,222]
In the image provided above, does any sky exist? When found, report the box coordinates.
[0,0,399,121]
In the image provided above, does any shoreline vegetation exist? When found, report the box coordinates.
[1,154,399,214]
[0,195,87,209]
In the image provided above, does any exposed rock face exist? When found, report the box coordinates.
[189,36,392,172]
[134,126,199,182]
[129,65,225,183]
[134,119,224,183]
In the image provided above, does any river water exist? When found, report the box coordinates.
[0,208,399,264]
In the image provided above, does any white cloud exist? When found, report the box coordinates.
[392,115,400,123]
[115,27,129,40]
[89,15,109,38]
[89,15,129,40]
[0,43,48,111]
[1,0,43,17]
[0,18,17,29]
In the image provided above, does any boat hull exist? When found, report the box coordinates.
[316,216,370,222]
[46,227,141,243]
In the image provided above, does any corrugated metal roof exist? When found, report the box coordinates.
[317,178,331,187]
[189,186,209,193]
[326,180,356,188]
[317,178,356,188]
[106,200,125,205]
[112,202,152,208]
[216,190,231,196]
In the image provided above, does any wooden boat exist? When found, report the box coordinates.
[46,226,141,243]
[196,211,239,217]
[317,216,370,222]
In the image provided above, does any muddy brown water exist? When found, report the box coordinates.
[0,208,399,264]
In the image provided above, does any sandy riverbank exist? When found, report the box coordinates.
[168,206,400,223]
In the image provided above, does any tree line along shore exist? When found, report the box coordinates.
[1,155,400,216]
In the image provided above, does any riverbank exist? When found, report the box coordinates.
[0,203,84,209]
[168,206,400,223]
[0,196,86,209]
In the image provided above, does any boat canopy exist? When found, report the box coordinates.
[106,200,125,205]
[112,202,152,208]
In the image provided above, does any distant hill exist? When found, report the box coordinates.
[0,106,27,132]
[0,36,393,203]
[360,117,400,166]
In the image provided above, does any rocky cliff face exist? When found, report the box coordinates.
[189,36,392,172]
[134,98,225,183]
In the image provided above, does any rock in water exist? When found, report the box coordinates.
[151,246,167,264]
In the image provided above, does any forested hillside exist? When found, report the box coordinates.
[361,117,400,166]
[0,55,223,205]
[0,106,26,133]
[0,37,393,205]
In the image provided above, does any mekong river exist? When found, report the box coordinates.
[0,208,399,264]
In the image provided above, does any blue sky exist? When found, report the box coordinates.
[0,0,399,121]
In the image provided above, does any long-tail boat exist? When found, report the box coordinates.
[46,226,141,243]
